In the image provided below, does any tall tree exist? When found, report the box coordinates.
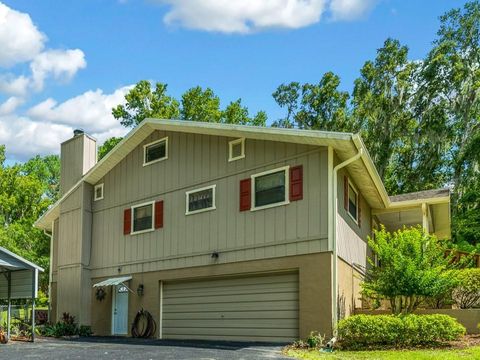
[272,72,351,131]
[181,86,222,122]
[352,39,419,188]
[112,80,180,127]
[419,1,480,244]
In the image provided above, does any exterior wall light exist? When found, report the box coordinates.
[137,284,144,297]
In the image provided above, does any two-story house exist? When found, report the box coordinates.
[35,119,451,342]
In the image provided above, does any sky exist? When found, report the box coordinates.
[0,0,468,162]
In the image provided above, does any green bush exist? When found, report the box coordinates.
[337,314,465,349]
[452,268,480,308]
[79,325,92,337]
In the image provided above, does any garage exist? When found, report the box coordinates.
[161,272,299,342]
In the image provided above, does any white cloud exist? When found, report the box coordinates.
[159,0,378,33]
[0,97,24,115]
[27,86,131,133]
[0,75,30,97]
[329,0,377,20]
[30,49,87,91]
[1,86,131,161]
[0,2,46,67]
[0,114,72,159]
[161,0,327,33]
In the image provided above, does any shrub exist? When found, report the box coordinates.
[337,314,465,349]
[452,268,480,308]
[290,331,325,350]
[363,227,458,314]
[79,325,92,337]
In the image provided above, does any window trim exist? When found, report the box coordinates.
[185,184,217,215]
[130,201,155,235]
[347,179,359,224]
[228,138,245,162]
[94,183,104,201]
[251,166,290,212]
[143,137,168,166]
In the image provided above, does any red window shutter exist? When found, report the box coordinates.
[344,176,349,211]
[358,195,362,228]
[239,178,251,211]
[123,208,132,235]
[155,201,164,229]
[289,165,303,201]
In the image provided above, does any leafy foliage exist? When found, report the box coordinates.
[0,146,57,291]
[452,268,480,308]
[363,227,458,314]
[98,137,123,160]
[337,314,465,349]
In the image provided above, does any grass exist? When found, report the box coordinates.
[286,347,480,360]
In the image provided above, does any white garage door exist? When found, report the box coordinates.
[161,272,299,342]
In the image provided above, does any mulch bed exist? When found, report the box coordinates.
[448,334,480,349]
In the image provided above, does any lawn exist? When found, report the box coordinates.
[286,347,480,360]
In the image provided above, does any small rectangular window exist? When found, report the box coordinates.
[132,202,154,234]
[143,137,168,166]
[186,185,216,215]
[251,166,289,210]
[228,138,245,162]
[348,183,358,222]
[94,183,104,201]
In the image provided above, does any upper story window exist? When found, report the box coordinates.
[229,138,245,162]
[251,166,289,211]
[348,182,358,222]
[94,183,104,201]
[143,137,168,166]
[186,185,216,215]
[132,201,154,234]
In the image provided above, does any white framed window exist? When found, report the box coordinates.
[131,201,155,235]
[228,138,245,162]
[94,183,104,201]
[185,185,216,215]
[347,180,359,223]
[251,166,289,211]
[143,137,168,166]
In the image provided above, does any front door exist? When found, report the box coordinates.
[112,284,129,335]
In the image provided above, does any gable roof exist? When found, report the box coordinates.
[390,188,451,204]
[0,246,44,272]
[34,119,446,231]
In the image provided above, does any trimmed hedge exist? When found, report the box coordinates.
[337,314,465,349]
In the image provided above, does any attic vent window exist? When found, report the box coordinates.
[143,137,168,166]
[228,138,245,162]
[94,183,104,201]
[186,185,216,215]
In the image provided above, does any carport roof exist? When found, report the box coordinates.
[0,246,44,272]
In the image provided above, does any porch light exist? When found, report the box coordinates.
[137,284,144,297]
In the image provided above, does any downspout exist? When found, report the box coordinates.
[331,147,363,334]
[44,225,53,322]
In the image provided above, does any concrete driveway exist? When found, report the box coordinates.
[2,337,292,360]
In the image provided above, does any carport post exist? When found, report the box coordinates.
[6,270,11,340]
[31,269,36,342]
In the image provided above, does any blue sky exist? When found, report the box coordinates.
[0,0,468,162]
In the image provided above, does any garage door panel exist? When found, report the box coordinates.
[163,300,299,313]
[164,318,298,329]
[163,291,297,305]
[162,310,299,320]
[163,273,297,291]
[163,326,297,338]
[162,272,299,342]
[163,282,298,298]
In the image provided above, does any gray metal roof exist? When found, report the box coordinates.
[0,246,44,272]
[389,188,451,203]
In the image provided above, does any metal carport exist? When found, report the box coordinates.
[0,246,43,342]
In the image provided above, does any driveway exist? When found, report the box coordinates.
[1,337,292,360]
